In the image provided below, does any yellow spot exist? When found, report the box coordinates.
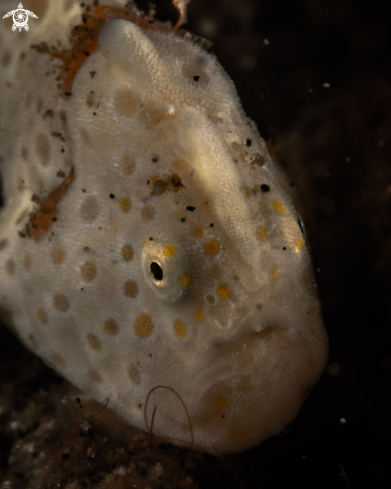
[174,320,187,338]
[204,240,219,254]
[180,274,192,287]
[217,284,231,298]
[119,198,132,214]
[81,262,96,281]
[192,224,203,237]
[273,200,286,214]
[52,248,66,264]
[54,294,70,312]
[124,280,139,298]
[268,267,279,282]
[244,186,251,197]
[163,244,176,258]
[296,238,304,250]
[135,315,154,338]
[140,204,155,221]
[193,310,203,322]
[37,309,48,325]
[121,244,133,261]
[104,319,119,335]
[87,333,101,351]
[256,224,267,242]
[215,396,228,409]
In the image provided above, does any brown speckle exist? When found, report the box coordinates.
[51,353,66,368]
[128,365,141,384]
[2,51,11,67]
[119,153,135,175]
[54,294,70,312]
[115,88,140,117]
[37,309,48,325]
[0,239,8,251]
[22,254,32,271]
[81,262,96,281]
[35,133,51,167]
[88,370,102,383]
[51,247,66,264]
[86,90,95,107]
[140,204,155,221]
[80,196,99,221]
[87,333,101,351]
[104,319,119,335]
[124,280,139,298]
[5,259,14,276]
[121,244,133,261]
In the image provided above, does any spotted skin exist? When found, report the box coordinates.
[0,0,328,454]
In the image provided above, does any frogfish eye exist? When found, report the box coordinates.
[297,214,305,235]
[150,261,163,281]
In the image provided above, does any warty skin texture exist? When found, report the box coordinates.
[0,0,328,454]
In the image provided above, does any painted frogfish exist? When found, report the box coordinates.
[0,0,328,454]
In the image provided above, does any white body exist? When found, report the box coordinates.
[0,0,328,454]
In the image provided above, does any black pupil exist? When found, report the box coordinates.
[150,262,163,280]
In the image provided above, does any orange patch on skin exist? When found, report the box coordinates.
[272,200,286,214]
[217,284,231,298]
[174,320,187,338]
[296,238,304,250]
[180,275,192,287]
[135,315,154,338]
[119,198,132,213]
[33,5,204,95]
[25,167,75,241]
[204,240,219,254]
[121,244,133,261]
[268,266,279,282]
[256,225,267,242]
[163,244,176,257]
[193,310,203,322]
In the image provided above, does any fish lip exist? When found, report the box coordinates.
[194,324,290,391]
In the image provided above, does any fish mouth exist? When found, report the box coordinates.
[206,324,290,378]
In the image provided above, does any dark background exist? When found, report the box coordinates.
[1,0,390,487]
